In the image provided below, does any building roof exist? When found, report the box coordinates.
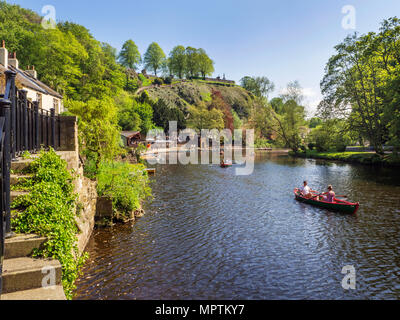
[0,64,63,99]
[121,131,141,139]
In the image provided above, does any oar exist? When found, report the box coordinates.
[310,193,324,200]
[336,195,348,198]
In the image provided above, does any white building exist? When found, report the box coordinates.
[0,41,63,114]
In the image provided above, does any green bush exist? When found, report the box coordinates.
[125,78,140,92]
[153,77,164,86]
[254,138,272,149]
[163,76,173,85]
[11,149,86,299]
[139,73,152,87]
[97,161,152,219]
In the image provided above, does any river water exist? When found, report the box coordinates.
[74,153,400,300]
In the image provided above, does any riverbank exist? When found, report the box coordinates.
[291,150,400,166]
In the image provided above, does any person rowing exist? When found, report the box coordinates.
[300,181,316,199]
[320,185,336,203]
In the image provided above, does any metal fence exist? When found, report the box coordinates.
[0,70,60,295]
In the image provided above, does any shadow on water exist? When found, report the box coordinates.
[74,153,400,300]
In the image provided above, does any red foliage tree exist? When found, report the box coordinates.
[210,89,234,132]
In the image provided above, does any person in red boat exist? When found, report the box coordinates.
[321,185,336,202]
[300,181,316,199]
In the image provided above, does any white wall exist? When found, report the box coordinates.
[25,87,62,114]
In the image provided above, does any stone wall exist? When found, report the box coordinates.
[75,174,97,254]
[59,116,79,152]
[56,116,98,255]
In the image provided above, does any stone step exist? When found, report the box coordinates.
[10,174,32,186]
[0,285,66,300]
[2,257,62,294]
[5,234,47,259]
[11,159,33,173]
[11,190,29,202]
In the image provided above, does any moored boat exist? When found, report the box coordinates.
[294,188,359,214]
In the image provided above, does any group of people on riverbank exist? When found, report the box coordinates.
[299,181,336,202]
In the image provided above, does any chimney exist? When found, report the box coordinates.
[0,40,8,68]
[25,65,37,79]
[8,52,19,69]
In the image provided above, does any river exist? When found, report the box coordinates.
[74,152,400,300]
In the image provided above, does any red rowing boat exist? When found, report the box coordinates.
[294,188,360,214]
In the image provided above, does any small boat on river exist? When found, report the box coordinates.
[145,168,156,175]
[294,188,359,214]
[220,161,233,168]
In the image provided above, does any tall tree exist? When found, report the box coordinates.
[280,80,303,104]
[118,39,141,70]
[319,27,396,154]
[187,105,225,132]
[168,45,187,79]
[240,76,275,98]
[185,46,200,78]
[143,42,166,76]
[101,42,117,62]
[197,48,214,79]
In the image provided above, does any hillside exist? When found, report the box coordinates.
[146,81,255,120]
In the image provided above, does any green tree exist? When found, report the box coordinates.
[270,97,285,114]
[115,92,142,131]
[118,39,141,70]
[240,76,275,98]
[143,42,166,76]
[187,105,225,132]
[197,48,214,79]
[134,101,155,134]
[309,117,323,129]
[272,99,306,152]
[66,97,121,172]
[168,45,187,79]
[308,119,352,152]
[280,80,303,104]
[101,42,118,62]
[318,18,400,154]
[152,99,186,131]
[185,46,200,78]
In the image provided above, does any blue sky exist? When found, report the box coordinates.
[9,0,400,115]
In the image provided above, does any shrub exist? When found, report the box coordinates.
[139,73,152,87]
[254,138,272,149]
[163,76,173,85]
[153,77,164,86]
[97,161,152,219]
[125,78,140,92]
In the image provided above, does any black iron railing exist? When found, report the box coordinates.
[0,70,60,296]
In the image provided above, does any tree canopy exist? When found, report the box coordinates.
[168,45,187,79]
[118,39,141,70]
[319,17,400,154]
[143,42,166,76]
[240,76,275,98]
